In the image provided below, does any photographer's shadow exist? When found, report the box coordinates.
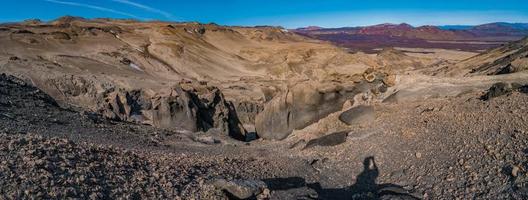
[264,156,421,200]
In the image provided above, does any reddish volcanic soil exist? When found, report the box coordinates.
[294,23,528,52]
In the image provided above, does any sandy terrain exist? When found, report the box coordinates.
[394,47,478,61]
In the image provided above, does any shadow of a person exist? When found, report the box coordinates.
[353,156,379,193]
[263,156,421,199]
[347,156,421,199]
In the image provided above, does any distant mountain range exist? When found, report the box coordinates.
[439,22,528,31]
[293,22,528,52]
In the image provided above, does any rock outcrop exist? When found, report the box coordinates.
[480,82,528,101]
[233,101,264,125]
[8,73,249,141]
[255,72,389,140]
[0,73,59,108]
[449,37,528,76]
[100,85,248,141]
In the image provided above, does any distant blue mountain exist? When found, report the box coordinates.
[473,22,528,30]
[439,22,528,31]
[438,25,473,30]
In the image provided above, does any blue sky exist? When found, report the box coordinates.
[1,0,528,28]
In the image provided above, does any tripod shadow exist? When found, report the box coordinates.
[264,156,421,200]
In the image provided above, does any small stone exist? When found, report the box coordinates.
[512,166,520,177]
[415,152,422,159]
[383,74,397,86]
[194,135,221,145]
[257,188,270,200]
[212,179,267,199]
[364,73,376,82]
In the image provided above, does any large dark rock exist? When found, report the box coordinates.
[211,179,267,199]
[338,105,376,125]
[100,85,249,141]
[255,79,386,140]
[254,82,351,140]
[303,131,349,150]
[480,82,528,101]
[233,101,264,125]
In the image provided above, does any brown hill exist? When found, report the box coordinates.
[355,23,471,40]
[1,17,418,138]
[448,37,528,76]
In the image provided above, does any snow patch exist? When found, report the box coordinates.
[129,63,143,71]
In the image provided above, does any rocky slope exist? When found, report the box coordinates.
[420,37,528,76]
[451,37,528,76]
[0,17,432,141]
[3,65,528,199]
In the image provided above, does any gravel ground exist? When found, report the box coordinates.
[290,90,528,199]
[3,73,528,199]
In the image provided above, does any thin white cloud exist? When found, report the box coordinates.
[110,0,174,20]
[44,0,143,19]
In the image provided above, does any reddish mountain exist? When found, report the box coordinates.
[293,22,528,52]
[296,26,324,31]
[357,23,414,36]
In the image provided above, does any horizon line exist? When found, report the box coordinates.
[1,16,527,29]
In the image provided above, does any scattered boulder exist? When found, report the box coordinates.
[193,135,221,145]
[480,82,528,101]
[212,179,267,199]
[496,64,516,75]
[0,133,182,199]
[481,82,513,100]
[377,186,422,200]
[303,131,349,150]
[338,105,376,125]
